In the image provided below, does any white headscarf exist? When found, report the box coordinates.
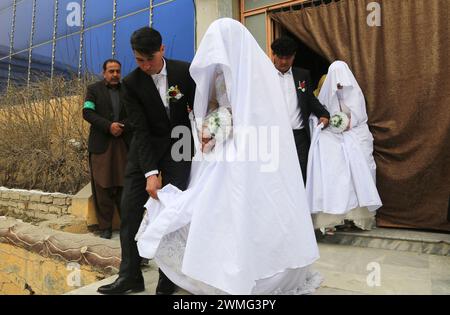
[190,18,290,128]
[318,61,368,127]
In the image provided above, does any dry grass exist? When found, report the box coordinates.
[0,75,97,194]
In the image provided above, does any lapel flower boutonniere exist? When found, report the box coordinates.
[167,85,184,101]
[298,80,306,93]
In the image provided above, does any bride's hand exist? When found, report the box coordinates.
[199,125,215,153]
[201,136,216,153]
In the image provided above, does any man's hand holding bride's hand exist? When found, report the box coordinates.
[200,126,216,153]
[146,174,161,200]
[319,117,329,128]
[201,136,216,153]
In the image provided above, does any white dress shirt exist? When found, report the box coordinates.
[151,58,168,108]
[145,59,168,178]
[278,67,303,130]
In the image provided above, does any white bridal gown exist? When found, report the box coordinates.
[306,61,382,230]
[135,18,322,295]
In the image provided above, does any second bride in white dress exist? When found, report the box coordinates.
[306,61,382,232]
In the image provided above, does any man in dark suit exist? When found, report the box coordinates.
[271,36,330,185]
[83,59,131,239]
[97,27,195,295]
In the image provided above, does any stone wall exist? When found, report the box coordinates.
[0,186,72,220]
[195,0,240,48]
[0,242,105,295]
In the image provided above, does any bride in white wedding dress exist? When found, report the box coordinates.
[135,18,322,295]
[306,61,382,232]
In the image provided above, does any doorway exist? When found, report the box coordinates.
[273,25,330,90]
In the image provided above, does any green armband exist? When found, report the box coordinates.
[83,101,96,110]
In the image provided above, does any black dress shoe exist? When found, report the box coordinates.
[155,270,176,295]
[97,276,145,294]
[99,228,112,239]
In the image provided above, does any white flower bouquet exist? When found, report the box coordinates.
[329,112,350,134]
[203,106,232,142]
[329,83,352,133]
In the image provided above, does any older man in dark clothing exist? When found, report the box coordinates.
[83,59,131,239]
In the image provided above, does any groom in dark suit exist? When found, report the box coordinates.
[271,36,330,185]
[97,27,195,295]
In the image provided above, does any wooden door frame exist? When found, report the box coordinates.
[240,0,308,56]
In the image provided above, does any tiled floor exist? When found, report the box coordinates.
[314,243,450,295]
[68,242,450,295]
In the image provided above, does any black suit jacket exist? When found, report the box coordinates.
[122,59,195,175]
[83,81,131,154]
[292,67,330,140]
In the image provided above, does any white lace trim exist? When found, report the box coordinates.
[271,271,323,295]
[313,207,376,231]
[155,226,323,295]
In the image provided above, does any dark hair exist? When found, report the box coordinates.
[102,59,121,71]
[130,27,162,56]
[271,36,298,57]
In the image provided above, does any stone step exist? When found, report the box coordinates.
[318,228,450,256]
